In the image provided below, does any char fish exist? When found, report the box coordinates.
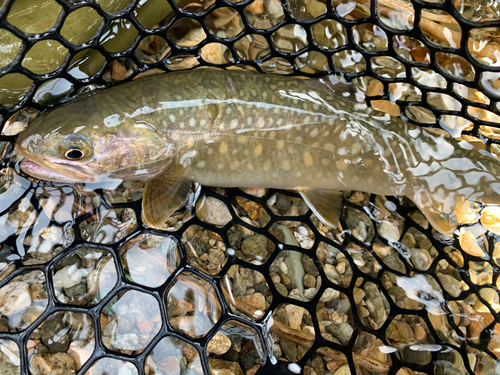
[13,70,500,236]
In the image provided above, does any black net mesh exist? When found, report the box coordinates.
[0,0,499,374]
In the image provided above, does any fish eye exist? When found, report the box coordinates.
[64,148,84,160]
[58,134,93,161]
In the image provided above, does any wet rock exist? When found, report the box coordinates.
[241,235,268,258]
[323,264,341,284]
[156,356,181,375]
[207,332,232,355]
[280,338,297,362]
[0,281,31,316]
[325,322,353,345]
[208,358,245,375]
[386,320,415,343]
[303,274,316,288]
[239,352,256,371]
[378,221,401,242]
[276,194,291,211]
[30,353,75,375]
[301,256,319,277]
[197,197,232,226]
[41,315,70,353]
[320,288,340,303]
[285,304,305,330]
[310,355,325,375]
[241,293,266,311]
[410,248,432,271]
[53,265,83,289]
[274,283,288,297]
[22,306,46,325]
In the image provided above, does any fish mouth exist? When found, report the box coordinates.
[20,159,93,183]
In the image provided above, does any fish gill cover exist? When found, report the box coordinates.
[0,0,499,375]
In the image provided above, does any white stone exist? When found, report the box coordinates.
[53,265,83,289]
[0,281,31,316]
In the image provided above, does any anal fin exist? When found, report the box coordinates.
[298,189,343,228]
[142,163,192,229]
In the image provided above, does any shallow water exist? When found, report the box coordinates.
[0,159,499,374]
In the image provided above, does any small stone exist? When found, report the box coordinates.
[0,281,32,316]
[41,314,71,353]
[285,304,305,330]
[207,332,232,355]
[241,235,268,258]
[241,293,266,311]
[208,358,245,375]
[310,355,325,375]
[378,221,401,242]
[304,288,317,300]
[239,352,256,371]
[274,283,288,297]
[301,256,319,277]
[22,305,45,325]
[276,194,292,211]
[209,249,226,267]
[280,338,297,362]
[303,274,316,288]
[320,288,340,303]
[410,248,432,271]
[325,322,353,345]
[280,272,290,286]
[353,288,365,305]
[323,264,340,284]
[30,353,75,375]
[197,197,232,226]
[53,265,83,289]
[157,356,181,375]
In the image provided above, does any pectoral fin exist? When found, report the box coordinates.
[142,164,192,229]
[298,189,343,228]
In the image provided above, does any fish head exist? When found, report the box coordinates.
[15,103,175,183]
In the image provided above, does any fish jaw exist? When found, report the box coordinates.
[20,159,94,183]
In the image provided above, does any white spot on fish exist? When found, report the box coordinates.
[230,119,239,129]
[189,118,196,127]
[309,128,318,137]
[180,150,196,166]
[197,161,205,168]
[169,114,176,122]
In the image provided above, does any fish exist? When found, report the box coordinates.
[13,69,500,237]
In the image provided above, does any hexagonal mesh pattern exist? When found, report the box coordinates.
[0,0,499,375]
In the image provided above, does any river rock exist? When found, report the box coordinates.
[41,314,70,353]
[207,332,232,355]
[197,197,232,226]
[241,235,268,258]
[53,265,83,289]
[30,353,75,375]
[208,358,245,375]
[0,281,31,316]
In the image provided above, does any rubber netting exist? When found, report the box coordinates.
[0,0,499,374]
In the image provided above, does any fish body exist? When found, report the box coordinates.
[14,70,500,235]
